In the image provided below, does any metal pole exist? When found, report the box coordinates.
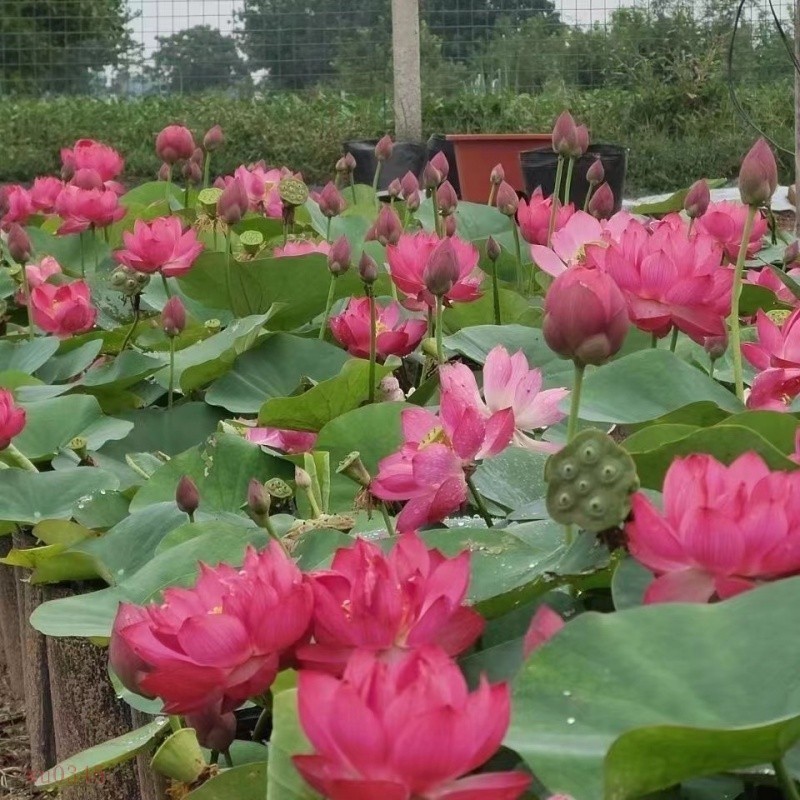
[391,0,423,142]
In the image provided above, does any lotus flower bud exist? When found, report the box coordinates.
[378,374,405,402]
[436,180,458,216]
[366,205,402,246]
[335,156,349,176]
[784,240,800,266]
[175,475,199,517]
[71,168,104,191]
[400,171,420,198]
[423,238,460,296]
[496,181,519,216]
[683,179,710,219]
[423,161,444,190]
[543,266,629,367]
[157,163,172,181]
[162,296,186,338]
[387,178,402,199]
[61,161,75,182]
[486,235,501,262]
[247,477,271,517]
[203,125,225,152]
[703,331,728,362]
[190,148,205,168]
[182,160,202,185]
[375,134,394,162]
[738,138,778,207]
[335,152,356,177]
[295,466,312,490]
[490,163,505,185]
[7,224,31,264]
[156,125,196,165]
[430,151,450,181]
[552,111,579,158]
[586,157,604,186]
[588,182,614,220]
[443,215,457,237]
[317,182,347,218]
[576,125,590,156]
[186,709,236,753]
[217,178,249,225]
[359,252,378,285]
[327,235,352,276]
[405,189,421,212]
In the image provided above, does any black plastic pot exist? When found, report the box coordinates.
[520,144,628,212]
[343,139,427,192]
[426,134,461,198]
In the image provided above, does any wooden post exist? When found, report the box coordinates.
[391,0,423,142]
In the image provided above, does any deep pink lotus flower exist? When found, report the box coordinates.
[517,187,574,245]
[329,298,426,360]
[523,605,564,658]
[748,266,800,305]
[245,427,318,453]
[274,239,331,258]
[294,646,530,800]
[1,185,33,228]
[371,395,513,533]
[217,164,290,218]
[627,453,800,603]
[115,216,204,277]
[30,281,97,338]
[54,185,125,234]
[61,139,124,193]
[743,308,800,371]
[695,201,767,261]
[156,125,196,165]
[0,389,26,451]
[109,542,313,714]
[387,231,483,311]
[746,368,800,410]
[15,257,62,305]
[440,345,569,452]
[30,177,64,214]
[298,533,484,674]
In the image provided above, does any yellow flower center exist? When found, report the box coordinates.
[419,426,450,449]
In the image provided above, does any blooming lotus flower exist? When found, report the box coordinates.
[747,266,800,305]
[1,185,33,228]
[747,368,800,410]
[439,345,569,452]
[523,605,564,658]
[156,125,196,165]
[294,647,530,800]
[109,542,313,714]
[695,201,767,261]
[30,281,96,338]
[329,298,426,360]
[246,427,318,453]
[387,232,483,311]
[517,188,574,246]
[61,139,124,193]
[30,177,64,214]
[273,240,331,258]
[0,389,26,451]
[219,164,289,217]
[743,308,800,371]
[15,257,62,305]
[298,533,484,674]
[627,453,800,603]
[372,394,514,533]
[115,216,203,278]
[54,185,125,234]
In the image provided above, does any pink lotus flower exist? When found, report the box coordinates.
[245,427,318,453]
[743,308,800,371]
[371,395,513,533]
[627,453,800,603]
[30,281,97,338]
[273,239,331,258]
[15,257,62,305]
[298,533,484,674]
[747,266,800,305]
[30,177,64,214]
[61,139,124,193]
[54,185,125,234]
[746,367,800,410]
[329,298,426,360]
[523,605,564,658]
[387,231,483,311]
[109,542,313,714]
[0,389,26,451]
[517,188,574,246]
[1,185,33,228]
[293,647,530,800]
[115,216,204,277]
[695,201,767,261]
[440,345,569,452]
[217,164,291,218]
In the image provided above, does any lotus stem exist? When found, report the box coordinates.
[371,163,382,209]
[773,758,800,800]
[325,217,332,244]
[168,338,176,410]
[511,219,524,294]
[165,167,173,207]
[20,263,33,340]
[567,362,585,444]
[161,273,172,299]
[491,259,501,325]
[547,156,565,247]
[563,157,575,205]
[488,184,497,207]
[0,444,38,472]
[79,231,86,278]
[730,204,757,402]
[379,501,396,537]
[203,153,211,189]
[120,294,141,352]
[91,224,99,271]
[168,716,183,733]
[368,288,377,403]
[583,184,595,213]
[467,474,493,528]
[435,295,445,365]
[669,327,679,353]
[319,276,336,340]
[349,175,356,204]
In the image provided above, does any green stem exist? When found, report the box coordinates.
[511,218,524,294]
[304,486,322,519]
[319,275,336,340]
[91,225,99,272]
[120,294,141,352]
[165,168,173,207]
[379,502,396,537]
[547,156,565,247]
[222,750,233,769]
[168,715,183,733]
[491,259,501,325]
[567,362,585,444]
[160,273,172,299]
[651,333,658,349]
[103,226,109,244]
[372,163,383,208]
[349,175,357,204]
[325,216,332,244]
[402,204,410,230]
[0,444,38,472]
[252,705,271,743]
[467,474,493,528]
[709,359,716,380]
[563,158,575,205]
[435,295,444,365]
[263,515,289,555]
[773,758,800,800]
[488,184,497,207]
[583,184,595,213]
[203,152,211,189]
[368,290,377,403]
[184,183,190,209]
[669,326,679,353]
[730,205,757,402]
[79,231,86,278]
[168,338,176,410]
[20,263,33,340]
[432,189,443,238]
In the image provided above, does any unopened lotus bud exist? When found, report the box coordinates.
[443,215,457,237]
[295,466,312,490]
[327,235,352,276]
[683,179,710,219]
[738,138,778,207]
[423,161,443,190]
[247,477,271,517]
[317,182,347,218]
[430,152,450,181]
[387,178,402,199]
[335,156,350,176]
[157,163,172,182]
[576,125,590,156]
[198,187,222,216]
[366,205,403,246]
[217,178,249,225]
[378,374,405,402]
[203,125,225,152]
[552,111,579,158]
[7,224,31,264]
[186,710,236,754]
[423,238,459,297]
[375,134,394,162]
[437,181,458,216]
[71,168,104,191]
[400,171,420,198]
[785,240,800,266]
[486,236,501,262]
[344,153,356,172]
[703,331,728,361]
[586,157,604,187]
[190,148,204,167]
[405,189,421,212]
[162,296,186,337]
[156,125,196,165]
[61,161,75,182]
[175,475,199,518]
[490,163,505,185]
[588,182,614,220]
[359,252,378,285]
[336,451,371,487]
[496,181,519,216]
[182,160,202,185]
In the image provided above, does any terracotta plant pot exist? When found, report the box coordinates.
[446,133,552,202]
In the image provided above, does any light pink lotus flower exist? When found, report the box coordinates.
[517,187,574,246]
[298,533,484,674]
[61,139,125,193]
[216,164,293,218]
[1,185,34,228]
[387,231,483,310]
[371,395,513,533]
[627,452,800,603]
[329,298,426,360]
[115,216,204,277]
[293,647,531,800]
[245,427,318,453]
[748,266,800,306]
[273,239,331,258]
[109,542,313,714]
[695,200,768,261]
[54,185,125,234]
[440,345,569,452]
[747,368,800,410]
[0,389,26,451]
[30,280,97,338]
[523,605,565,658]
[29,177,64,214]
[15,257,62,305]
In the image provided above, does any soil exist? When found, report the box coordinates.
[0,665,33,799]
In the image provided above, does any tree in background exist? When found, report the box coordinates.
[147,26,251,94]
[0,0,135,94]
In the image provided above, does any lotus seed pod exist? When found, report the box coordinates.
[336,451,372,487]
[265,478,293,499]
[239,229,265,256]
[544,428,639,532]
[278,178,309,208]
[198,187,223,216]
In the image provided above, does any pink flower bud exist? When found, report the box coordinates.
[588,182,614,220]
[400,171,420,198]
[359,252,379,285]
[191,148,205,168]
[0,389,26,451]
[387,178,402,199]
[203,125,225,152]
[738,138,778,207]
[317,182,347,218]
[327,235,352,276]
[436,180,458,216]
[405,189,421,212]
[182,160,202,185]
[443,215,457,237]
[683,179,710,219]
[586,157,604,186]
[247,477,271,517]
[543,266,629,366]
[157,163,171,181]
[575,125,590,156]
[422,161,444,190]
[156,125,196,165]
[490,163,505,185]
[217,178,249,225]
[495,181,519,216]
[295,466,312,489]
[423,238,460,296]
[785,240,800,266]
[186,709,236,753]
[430,152,450,181]
[552,110,579,158]
[7,223,31,264]
[342,153,357,172]
[366,205,402,247]
[486,236,501,262]
[162,296,186,337]
[175,474,199,516]
[375,134,394,162]
[71,168,104,191]
[703,331,728,361]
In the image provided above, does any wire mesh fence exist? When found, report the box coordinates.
[0,0,794,96]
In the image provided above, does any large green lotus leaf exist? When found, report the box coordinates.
[26,226,112,278]
[188,763,268,799]
[129,433,292,513]
[506,576,800,800]
[35,340,103,383]
[206,333,350,413]
[257,359,395,431]
[577,350,744,423]
[473,447,549,513]
[0,337,59,373]
[417,197,510,240]
[443,288,539,332]
[73,350,165,392]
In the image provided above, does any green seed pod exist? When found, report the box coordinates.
[278,178,309,208]
[239,229,265,256]
[198,187,223,216]
[264,478,293,499]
